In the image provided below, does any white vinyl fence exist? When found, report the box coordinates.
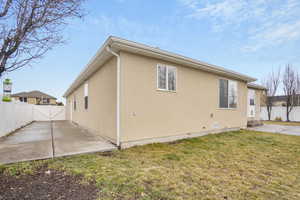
[261,106,300,122]
[0,101,65,137]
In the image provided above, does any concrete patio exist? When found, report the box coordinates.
[248,124,300,136]
[0,121,116,165]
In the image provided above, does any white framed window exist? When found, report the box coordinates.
[219,79,238,109]
[157,64,177,91]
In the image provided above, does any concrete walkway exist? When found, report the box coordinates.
[248,124,300,136]
[0,121,116,165]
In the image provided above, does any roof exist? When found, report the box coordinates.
[12,90,57,100]
[247,83,267,90]
[269,94,300,102]
[64,36,257,97]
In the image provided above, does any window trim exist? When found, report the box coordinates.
[156,64,177,92]
[218,78,238,110]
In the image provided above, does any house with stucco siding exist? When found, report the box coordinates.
[12,90,57,105]
[64,36,265,148]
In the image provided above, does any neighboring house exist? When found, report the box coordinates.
[12,90,57,105]
[268,95,300,106]
[64,36,265,148]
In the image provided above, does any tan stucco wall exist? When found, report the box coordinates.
[120,51,248,143]
[66,57,117,143]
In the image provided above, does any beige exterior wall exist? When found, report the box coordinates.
[120,51,248,143]
[66,57,117,143]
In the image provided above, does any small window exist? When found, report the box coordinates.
[157,64,176,91]
[219,79,238,108]
[84,82,88,110]
[20,97,23,102]
[73,97,76,111]
[250,99,255,106]
[24,97,27,102]
[84,96,88,110]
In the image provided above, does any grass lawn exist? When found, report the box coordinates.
[1,130,300,200]
[263,120,300,126]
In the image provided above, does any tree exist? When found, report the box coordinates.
[0,0,85,76]
[282,64,299,122]
[262,68,280,121]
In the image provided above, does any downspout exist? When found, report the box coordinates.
[106,46,121,148]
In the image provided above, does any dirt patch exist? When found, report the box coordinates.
[0,166,99,200]
[98,151,115,157]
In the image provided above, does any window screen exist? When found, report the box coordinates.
[84,83,88,110]
[228,81,237,108]
[158,65,167,90]
[84,96,88,110]
[168,66,176,91]
[219,79,228,108]
[74,98,76,111]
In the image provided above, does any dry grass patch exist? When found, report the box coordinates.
[2,130,300,200]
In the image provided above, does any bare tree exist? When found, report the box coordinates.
[282,64,299,122]
[0,0,85,76]
[262,68,281,121]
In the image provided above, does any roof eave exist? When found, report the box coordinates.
[111,38,256,82]
[63,37,115,97]
[247,84,267,90]
[63,36,257,97]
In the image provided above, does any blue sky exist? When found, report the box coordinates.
[3,0,300,101]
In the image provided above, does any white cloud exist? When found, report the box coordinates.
[179,0,300,51]
[86,15,172,47]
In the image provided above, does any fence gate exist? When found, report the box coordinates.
[33,105,65,121]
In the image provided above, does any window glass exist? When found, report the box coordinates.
[84,96,88,110]
[168,67,176,91]
[158,65,167,90]
[84,82,88,110]
[74,97,76,111]
[228,80,237,108]
[219,79,228,108]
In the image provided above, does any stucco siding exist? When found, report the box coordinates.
[66,57,117,143]
[120,51,248,143]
